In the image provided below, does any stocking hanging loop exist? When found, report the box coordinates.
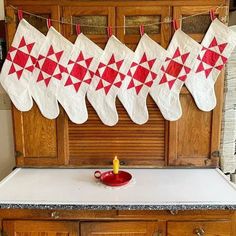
[76,24,81,35]
[172,19,179,31]
[107,26,112,38]
[18,9,23,21]
[139,25,144,36]
[210,9,216,21]
[46,18,52,29]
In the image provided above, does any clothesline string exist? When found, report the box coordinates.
[9,4,226,29]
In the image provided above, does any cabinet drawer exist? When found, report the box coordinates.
[168,221,231,236]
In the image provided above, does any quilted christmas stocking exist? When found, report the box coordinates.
[118,34,166,124]
[87,35,133,126]
[185,18,236,111]
[29,27,73,119]
[0,19,45,111]
[149,29,201,121]
[57,33,103,124]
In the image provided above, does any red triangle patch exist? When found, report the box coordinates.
[218,43,227,53]
[131,62,138,67]
[181,52,189,63]
[127,79,135,89]
[30,56,37,64]
[145,81,153,87]
[209,37,218,48]
[65,77,73,86]
[114,81,122,88]
[159,74,167,84]
[173,48,181,58]
[168,79,175,89]
[196,62,204,73]
[44,77,51,87]
[221,56,227,64]
[119,73,125,81]
[77,52,84,62]
[55,51,64,61]
[98,62,106,69]
[104,85,112,94]
[89,71,94,78]
[178,75,187,82]
[197,55,201,60]
[165,57,171,62]
[140,53,147,64]
[37,72,44,82]
[116,60,123,70]
[38,54,45,61]
[161,66,165,72]
[6,53,12,62]
[127,70,132,77]
[47,46,54,56]
[8,64,16,75]
[135,85,143,94]
[148,59,156,69]
[204,68,213,78]
[108,54,115,65]
[26,43,35,53]
[8,46,16,53]
[53,73,62,80]
[19,37,26,48]
[96,80,104,90]
[85,57,93,67]
[215,65,224,71]
[184,66,191,74]
[59,65,66,73]
[25,65,34,72]
[68,60,74,65]
[84,79,92,84]
[74,82,82,92]
[151,71,157,80]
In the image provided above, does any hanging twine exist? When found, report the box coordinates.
[8,4,226,29]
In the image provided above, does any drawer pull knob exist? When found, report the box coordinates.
[194,228,205,236]
[51,211,60,219]
[169,210,178,215]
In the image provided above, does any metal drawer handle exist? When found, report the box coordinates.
[194,228,205,236]
[51,211,60,219]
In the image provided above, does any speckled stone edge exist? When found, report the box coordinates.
[0,204,236,210]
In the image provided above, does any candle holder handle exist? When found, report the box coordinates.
[94,170,102,179]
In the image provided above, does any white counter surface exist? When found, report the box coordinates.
[0,168,236,210]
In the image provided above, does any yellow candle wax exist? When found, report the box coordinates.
[113,156,119,174]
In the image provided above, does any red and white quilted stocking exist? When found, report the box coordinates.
[185,18,236,111]
[149,29,201,121]
[0,19,45,111]
[87,35,133,126]
[57,33,103,124]
[29,27,73,119]
[118,34,166,124]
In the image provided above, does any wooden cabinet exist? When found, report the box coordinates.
[167,221,232,236]
[3,220,78,236]
[1,210,235,236]
[4,0,229,168]
[81,221,160,236]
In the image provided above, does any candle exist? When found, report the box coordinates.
[113,156,119,174]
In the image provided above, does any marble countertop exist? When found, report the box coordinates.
[0,168,236,211]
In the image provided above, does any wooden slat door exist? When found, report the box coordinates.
[168,6,228,167]
[6,5,67,166]
[81,221,162,236]
[3,220,78,236]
